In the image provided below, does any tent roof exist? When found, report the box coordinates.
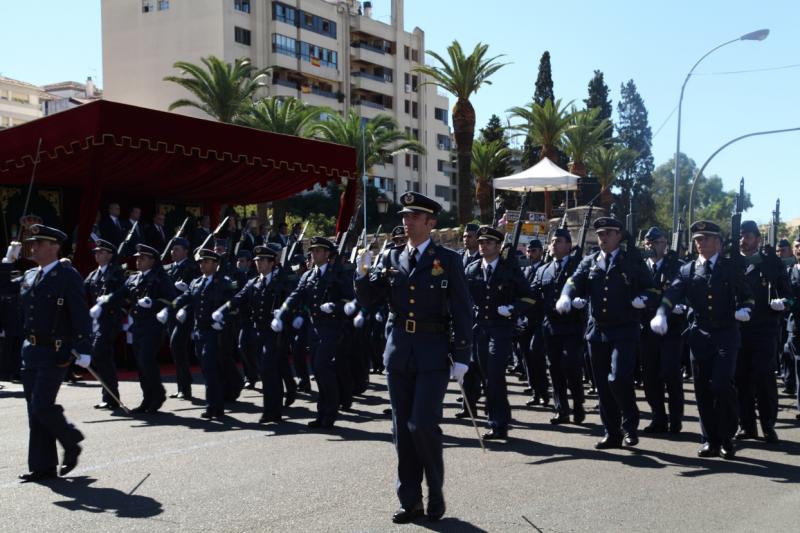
[0,99,357,203]
[493,157,579,192]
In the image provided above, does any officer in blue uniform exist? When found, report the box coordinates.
[789,249,800,418]
[558,217,658,449]
[233,249,260,390]
[651,220,755,459]
[96,244,175,414]
[520,238,548,406]
[734,220,791,443]
[215,245,288,423]
[639,227,685,434]
[460,223,481,268]
[465,226,535,440]
[276,236,353,429]
[163,237,199,400]
[84,239,125,410]
[532,228,586,424]
[165,249,236,419]
[0,265,23,381]
[2,226,92,481]
[354,192,473,524]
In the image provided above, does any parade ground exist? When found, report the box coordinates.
[2,372,799,533]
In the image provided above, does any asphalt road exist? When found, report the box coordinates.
[1,371,799,533]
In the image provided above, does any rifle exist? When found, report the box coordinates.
[337,211,359,259]
[670,205,687,258]
[352,225,381,264]
[371,232,391,268]
[727,178,745,259]
[501,191,531,263]
[16,138,43,242]
[564,202,594,272]
[767,199,780,250]
[198,215,231,253]
[349,228,368,264]
[283,220,309,267]
[117,221,139,258]
[160,216,191,262]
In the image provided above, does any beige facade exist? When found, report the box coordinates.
[102,0,456,209]
[0,76,50,129]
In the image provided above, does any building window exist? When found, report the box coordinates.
[235,26,252,45]
[234,0,251,13]
[411,75,418,92]
[412,128,419,140]
[434,107,448,125]
[404,100,410,114]
[435,185,450,201]
[405,154,411,168]
[273,2,297,25]
[404,46,410,60]
[272,33,297,56]
[411,101,418,119]
[10,92,30,104]
[412,155,419,171]
[412,182,420,192]
[158,0,169,9]
[436,134,451,151]
[142,0,154,12]
[411,49,419,62]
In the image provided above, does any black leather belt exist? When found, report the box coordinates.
[25,334,67,350]
[390,313,448,334]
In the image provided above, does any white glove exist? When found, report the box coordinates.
[571,297,587,310]
[375,311,384,323]
[672,304,687,315]
[320,302,335,314]
[156,308,169,324]
[497,305,513,317]
[555,295,572,314]
[770,299,786,312]
[211,321,223,331]
[137,297,152,308]
[344,300,358,316]
[4,241,21,262]
[270,318,283,332]
[212,309,225,323]
[356,250,373,277]
[96,295,110,304]
[176,308,188,323]
[353,312,366,328]
[450,362,469,385]
[292,316,304,329]
[650,313,668,335]
[75,354,92,369]
[735,308,751,322]
[516,317,526,328]
[90,303,103,319]
[631,296,646,309]
[174,280,189,293]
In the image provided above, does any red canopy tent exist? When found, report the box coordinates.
[0,100,357,271]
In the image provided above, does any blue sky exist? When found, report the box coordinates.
[2,0,798,225]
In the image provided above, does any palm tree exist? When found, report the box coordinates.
[561,107,611,177]
[413,41,507,223]
[471,139,511,223]
[587,144,637,209]
[164,55,271,123]
[312,110,425,230]
[238,96,327,137]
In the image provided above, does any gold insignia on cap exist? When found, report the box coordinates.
[403,193,415,204]
[696,222,706,230]
[31,226,40,235]
[479,227,488,234]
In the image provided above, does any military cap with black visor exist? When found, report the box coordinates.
[25,224,68,243]
[477,225,504,242]
[398,191,442,215]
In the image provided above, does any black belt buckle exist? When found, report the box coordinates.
[405,319,416,333]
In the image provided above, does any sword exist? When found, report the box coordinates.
[71,349,131,414]
[449,355,485,453]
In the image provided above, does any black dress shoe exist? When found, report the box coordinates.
[482,428,507,440]
[392,503,424,524]
[697,442,719,457]
[454,408,474,419]
[284,389,297,407]
[550,413,570,425]
[259,414,281,424]
[763,428,779,444]
[427,499,446,522]
[595,435,623,450]
[93,402,113,410]
[130,405,148,414]
[382,407,393,416]
[573,407,586,424]
[60,444,82,476]
[523,387,533,395]
[587,387,597,395]
[307,419,333,429]
[455,395,463,403]
[624,432,639,447]
[298,380,311,393]
[539,396,550,407]
[19,469,58,483]
[200,410,223,420]
[169,392,181,399]
[669,422,683,434]
[244,381,256,390]
[720,440,736,460]
[735,429,758,440]
[525,397,538,407]
[643,422,668,434]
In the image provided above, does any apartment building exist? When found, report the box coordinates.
[0,76,50,129]
[102,0,457,209]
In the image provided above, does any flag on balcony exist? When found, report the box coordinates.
[310,57,321,67]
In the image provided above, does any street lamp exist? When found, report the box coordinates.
[672,28,769,238]
[376,194,390,214]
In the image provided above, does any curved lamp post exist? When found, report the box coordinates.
[688,126,800,226]
[673,29,770,233]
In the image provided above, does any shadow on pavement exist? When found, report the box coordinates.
[46,476,163,518]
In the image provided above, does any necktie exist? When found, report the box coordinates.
[33,269,44,287]
[485,264,493,282]
[202,276,211,291]
[114,218,121,229]
[554,260,561,277]
[409,248,418,270]
[158,225,165,240]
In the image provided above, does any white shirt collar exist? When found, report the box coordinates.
[99,264,108,274]
[315,264,328,276]
[407,238,431,257]
[141,269,151,277]
[40,260,60,276]
[481,257,499,271]
[603,248,620,262]
[698,253,719,267]
[204,274,214,282]
[647,257,664,269]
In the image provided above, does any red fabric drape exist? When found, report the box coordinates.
[336,177,358,234]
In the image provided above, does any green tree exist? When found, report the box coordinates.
[414,41,508,223]
[479,114,513,178]
[238,96,327,136]
[471,139,511,223]
[164,56,270,123]
[521,51,556,168]
[584,70,613,142]
[508,98,574,163]
[587,145,637,209]
[616,79,656,227]
[562,107,611,177]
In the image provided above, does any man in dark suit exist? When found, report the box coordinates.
[192,215,212,251]
[460,223,481,268]
[98,203,126,248]
[144,212,168,253]
[354,192,473,524]
[268,222,290,248]
[125,206,144,243]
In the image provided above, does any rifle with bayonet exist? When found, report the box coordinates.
[767,199,780,251]
[117,221,140,259]
[728,178,745,260]
[501,191,532,265]
[161,216,191,263]
[198,215,231,255]
[353,225,381,264]
[283,220,309,268]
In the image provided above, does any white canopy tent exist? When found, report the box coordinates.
[492,157,580,215]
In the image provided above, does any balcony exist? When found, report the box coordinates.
[350,71,392,95]
[354,100,389,119]
[350,43,394,68]
[299,60,339,82]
